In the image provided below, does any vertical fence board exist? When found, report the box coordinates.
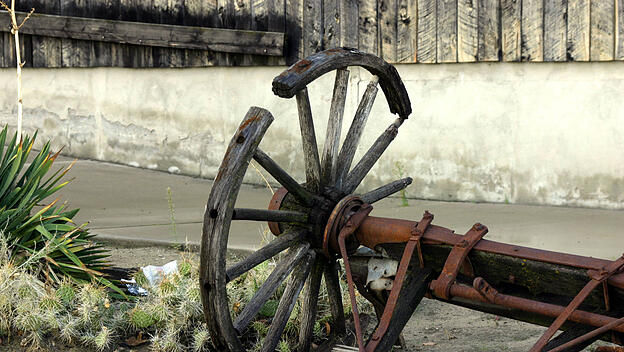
[417,0,436,62]
[437,0,457,63]
[3,32,16,68]
[567,0,589,61]
[379,0,397,62]
[27,0,62,67]
[359,0,378,55]
[501,0,521,61]
[458,0,478,62]
[267,0,286,65]
[521,0,544,61]
[544,0,567,61]
[618,0,624,59]
[324,0,340,50]
[303,0,323,57]
[396,0,416,62]
[285,0,303,63]
[590,0,615,61]
[340,0,359,48]
[91,0,117,67]
[478,0,500,61]
[184,0,216,66]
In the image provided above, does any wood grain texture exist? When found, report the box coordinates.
[544,0,567,61]
[285,0,303,63]
[379,0,397,62]
[31,0,62,67]
[324,259,346,335]
[303,0,323,57]
[567,0,590,61]
[225,229,306,282]
[296,88,322,192]
[590,0,615,61]
[132,0,154,67]
[340,0,358,48]
[360,177,412,204]
[396,0,416,62]
[184,0,215,67]
[417,0,436,62]
[521,0,544,61]
[359,0,378,55]
[501,0,521,61]
[324,0,340,50]
[60,0,94,67]
[477,0,500,61]
[260,250,315,352]
[335,77,379,188]
[618,0,624,59]
[200,107,274,351]
[298,257,324,352]
[458,0,478,62]
[437,0,457,63]
[321,68,349,187]
[232,242,310,333]
[267,0,286,65]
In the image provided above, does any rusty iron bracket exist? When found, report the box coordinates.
[336,202,374,352]
[430,223,488,300]
[365,211,434,351]
[530,254,624,352]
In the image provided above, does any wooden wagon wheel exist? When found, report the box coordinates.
[200,48,412,352]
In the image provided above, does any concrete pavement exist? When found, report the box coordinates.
[56,158,624,260]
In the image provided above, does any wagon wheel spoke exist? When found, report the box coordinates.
[232,208,308,223]
[298,257,325,351]
[226,229,307,283]
[342,117,406,194]
[253,148,317,206]
[335,76,380,189]
[233,242,310,333]
[261,250,316,352]
[323,259,346,335]
[360,177,413,204]
[320,68,350,187]
[296,88,322,192]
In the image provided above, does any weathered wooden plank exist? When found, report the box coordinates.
[590,0,615,61]
[232,208,308,223]
[567,0,590,61]
[458,0,478,62]
[184,0,213,67]
[359,0,378,55]
[437,0,457,63]
[477,0,500,61]
[234,0,253,66]
[501,0,521,61]
[0,26,4,67]
[544,0,567,61]
[0,11,285,56]
[324,0,340,50]
[296,88,322,192]
[303,0,322,57]
[127,0,153,67]
[2,32,15,68]
[379,0,397,62]
[618,0,624,60]
[324,259,346,335]
[233,242,310,333]
[267,0,286,65]
[250,0,269,65]
[396,0,416,62]
[13,1,33,68]
[90,0,117,67]
[340,0,358,48]
[521,0,544,61]
[417,0,436,63]
[321,68,349,187]
[285,0,303,63]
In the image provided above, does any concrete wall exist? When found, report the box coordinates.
[1,62,623,209]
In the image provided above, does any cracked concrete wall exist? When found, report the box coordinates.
[0,62,623,209]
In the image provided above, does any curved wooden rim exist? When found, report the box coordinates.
[200,107,274,351]
[272,47,412,119]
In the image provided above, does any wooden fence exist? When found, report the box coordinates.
[0,0,623,68]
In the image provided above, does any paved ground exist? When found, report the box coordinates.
[56,157,624,260]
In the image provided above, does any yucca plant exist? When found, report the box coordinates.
[0,126,121,294]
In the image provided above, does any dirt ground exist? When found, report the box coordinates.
[5,244,614,352]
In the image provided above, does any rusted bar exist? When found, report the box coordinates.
[443,282,624,334]
[355,216,624,289]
